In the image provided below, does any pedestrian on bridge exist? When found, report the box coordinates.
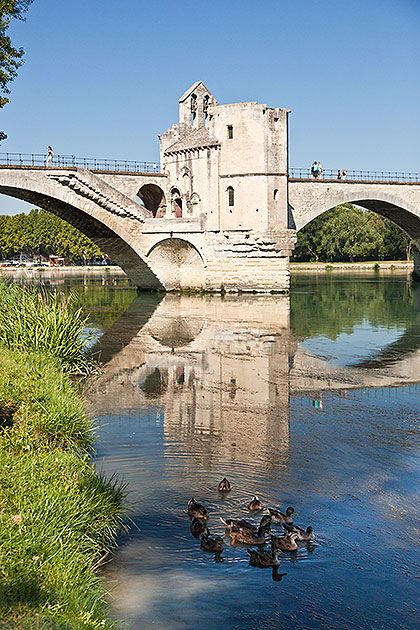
[337,170,342,179]
[46,146,53,167]
[342,169,347,179]
[311,161,320,179]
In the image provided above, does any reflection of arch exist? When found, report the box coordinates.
[137,184,166,218]
[147,238,205,290]
[150,314,205,348]
[170,187,183,218]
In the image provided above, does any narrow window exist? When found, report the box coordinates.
[227,186,234,207]
[227,125,233,139]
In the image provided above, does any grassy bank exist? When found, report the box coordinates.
[0,283,125,629]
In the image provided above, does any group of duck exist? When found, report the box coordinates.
[187,477,315,569]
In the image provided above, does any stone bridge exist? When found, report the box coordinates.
[1,81,419,291]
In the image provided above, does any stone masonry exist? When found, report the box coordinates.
[1,81,420,289]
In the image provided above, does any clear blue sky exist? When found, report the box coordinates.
[1,0,419,214]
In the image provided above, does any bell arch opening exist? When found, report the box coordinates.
[137,184,166,218]
[147,238,205,290]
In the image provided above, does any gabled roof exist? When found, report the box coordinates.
[164,128,220,154]
[178,81,213,102]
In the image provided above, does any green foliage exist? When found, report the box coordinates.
[291,273,416,341]
[0,281,95,373]
[293,204,412,263]
[0,348,125,629]
[0,1,34,142]
[0,209,104,262]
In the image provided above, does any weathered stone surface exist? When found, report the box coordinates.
[1,83,418,291]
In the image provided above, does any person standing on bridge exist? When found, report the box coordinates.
[311,161,319,179]
[342,169,347,179]
[46,146,53,167]
[337,170,342,179]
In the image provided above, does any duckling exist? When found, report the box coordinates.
[187,498,208,520]
[270,532,299,551]
[248,496,264,511]
[217,478,231,492]
[200,533,224,553]
[283,524,314,541]
[268,506,296,524]
[190,517,209,538]
[247,548,283,567]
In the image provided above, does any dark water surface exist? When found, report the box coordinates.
[79,272,420,630]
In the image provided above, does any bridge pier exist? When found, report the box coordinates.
[413,246,420,281]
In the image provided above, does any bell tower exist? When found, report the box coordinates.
[178,81,218,129]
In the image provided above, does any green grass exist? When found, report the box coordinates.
[0,283,126,629]
[0,281,95,373]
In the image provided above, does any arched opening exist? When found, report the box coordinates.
[273,189,279,201]
[171,188,183,218]
[0,179,163,288]
[293,202,416,264]
[137,184,166,218]
[190,193,200,216]
[147,238,205,290]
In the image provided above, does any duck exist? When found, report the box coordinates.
[217,478,231,492]
[223,514,271,546]
[268,506,297,524]
[187,498,208,520]
[221,514,271,537]
[248,496,264,511]
[220,517,256,535]
[190,517,209,538]
[270,532,299,551]
[229,524,268,546]
[247,548,283,567]
[283,524,314,541]
[200,533,225,553]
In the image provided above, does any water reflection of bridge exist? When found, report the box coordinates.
[86,293,420,461]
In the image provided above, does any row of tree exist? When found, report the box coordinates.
[292,204,412,262]
[0,203,413,264]
[0,209,104,262]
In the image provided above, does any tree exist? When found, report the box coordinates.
[292,203,413,263]
[0,0,34,142]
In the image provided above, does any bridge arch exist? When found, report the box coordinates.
[137,183,166,218]
[146,237,206,290]
[0,169,164,288]
[289,182,420,246]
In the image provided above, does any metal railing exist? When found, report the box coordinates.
[0,152,161,173]
[289,167,420,182]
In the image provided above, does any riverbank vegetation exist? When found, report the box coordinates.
[292,204,412,263]
[0,281,124,629]
[0,209,104,263]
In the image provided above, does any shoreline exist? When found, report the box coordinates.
[291,260,413,272]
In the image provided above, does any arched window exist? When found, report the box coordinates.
[227,186,234,207]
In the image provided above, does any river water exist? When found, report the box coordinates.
[69,272,420,630]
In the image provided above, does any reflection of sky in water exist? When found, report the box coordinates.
[301,320,405,367]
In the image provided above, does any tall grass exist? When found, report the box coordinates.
[0,281,95,373]
[0,282,126,628]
